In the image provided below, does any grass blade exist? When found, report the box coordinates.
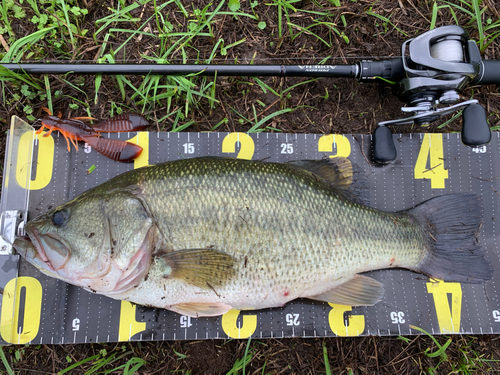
[94,1,143,37]
[2,26,56,62]
[122,357,147,375]
[243,337,252,375]
[0,66,43,91]
[0,347,14,375]
[365,10,408,36]
[58,354,101,374]
[252,77,280,97]
[59,0,75,46]
[44,75,53,115]
[248,108,294,133]
[104,54,125,100]
[409,324,451,358]
[323,342,332,375]
[430,2,438,30]
[426,338,452,358]
[94,73,103,105]
[472,0,484,49]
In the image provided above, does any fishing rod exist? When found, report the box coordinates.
[2,25,500,163]
[0,60,384,78]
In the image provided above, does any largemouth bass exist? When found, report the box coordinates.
[13,157,493,317]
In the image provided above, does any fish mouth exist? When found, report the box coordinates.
[12,235,37,259]
[17,224,71,274]
[24,225,54,270]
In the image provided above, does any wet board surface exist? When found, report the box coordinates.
[1,129,500,345]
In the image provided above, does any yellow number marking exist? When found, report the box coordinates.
[127,132,149,169]
[221,309,257,338]
[426,279,462,333]
[222,133,255,160]
[328,303,365,337]
[0,277,42,344]
[16,131,54,190]
[118,301,146,341]
[414,134,449,189]
[318,134,351,158]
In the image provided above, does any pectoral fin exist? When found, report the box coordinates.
[158,248,236,289]
[309,274,384,306]
[170,302,233,318]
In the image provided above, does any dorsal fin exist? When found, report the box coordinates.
[287,158,369,205]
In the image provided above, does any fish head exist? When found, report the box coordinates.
[14,191,157,296]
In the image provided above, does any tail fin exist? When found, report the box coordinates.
[408,193,493,283]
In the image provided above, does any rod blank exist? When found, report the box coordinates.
[1,63,358,78]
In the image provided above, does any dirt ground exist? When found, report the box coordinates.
[1,0,500,373]
[5,335,500,374]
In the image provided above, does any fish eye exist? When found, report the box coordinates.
[52,209,69,227]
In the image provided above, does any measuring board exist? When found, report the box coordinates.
[1,118,500,345]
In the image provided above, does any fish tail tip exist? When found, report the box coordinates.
[410,193,493,283]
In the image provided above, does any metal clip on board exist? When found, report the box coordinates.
[2,26,500,164]
[0,117,34,255]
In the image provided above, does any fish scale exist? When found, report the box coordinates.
[15,157,493,317]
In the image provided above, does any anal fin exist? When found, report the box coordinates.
[309,274,384,306]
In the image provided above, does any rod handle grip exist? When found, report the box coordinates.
[372,126,397,164]
[472,60,500,85]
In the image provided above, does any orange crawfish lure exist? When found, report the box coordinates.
[37,110,149,162]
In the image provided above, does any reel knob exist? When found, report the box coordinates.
[461,104,491,147]
[372,126,397,164]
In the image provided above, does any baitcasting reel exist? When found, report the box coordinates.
[372,25,493,164]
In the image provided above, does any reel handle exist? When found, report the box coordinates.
[461,104,491,147]
[372,126,397,164]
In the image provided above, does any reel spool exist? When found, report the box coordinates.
[430,39,464,62]
[372,26,491,164]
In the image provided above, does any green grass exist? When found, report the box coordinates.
[365,7,408,36]
[0,347,14,375]
[0,0,357,130]
[1,0,497,132]
[410,325,452,375]
[226,338,254,375]
[430,2,460,29]
[406,325,500,374]
[229,103,295,132]
[266,0,300,39]
[58,347,146,374]
[322,341,332,375]
[1,0,229,127]
[267,0,349,45]
[437,0,500,51]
